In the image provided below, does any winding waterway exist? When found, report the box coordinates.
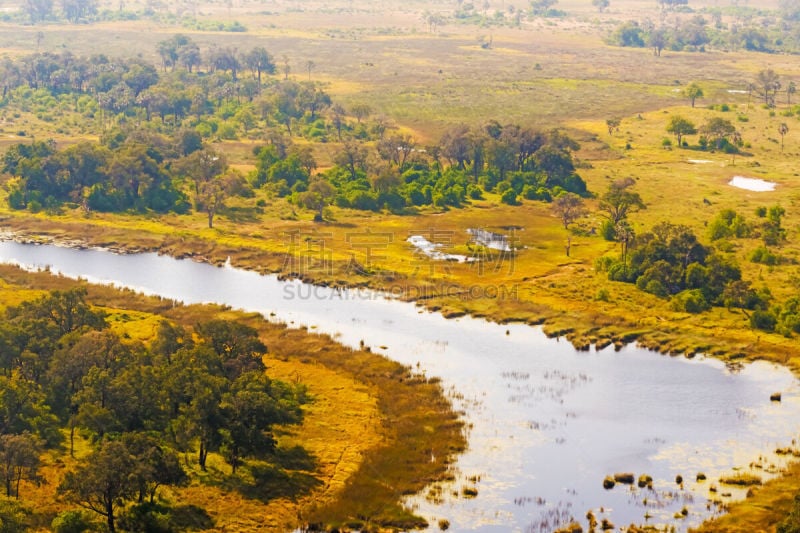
[1,239,799,532]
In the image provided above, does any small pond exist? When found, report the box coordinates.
[729,176,777,192]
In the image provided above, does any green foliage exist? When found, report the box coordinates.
[751,309,778,332]
[671,289,710,313]
[708,209,750,240]
[51,510,97,533]
[0,499,29,533]
[606,222,743,311]
[750,246,779,265]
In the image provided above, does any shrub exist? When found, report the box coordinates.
[751,310,777,332]
[750,246,779,265]
[500,188,518,205]
[671,290,710,313]
[600,219,616,241]
[52,510,97,533]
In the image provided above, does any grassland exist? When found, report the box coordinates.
[1,0,800,529]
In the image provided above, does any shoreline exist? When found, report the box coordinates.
[2,221,800,531]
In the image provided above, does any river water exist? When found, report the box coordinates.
[0,240,798,532]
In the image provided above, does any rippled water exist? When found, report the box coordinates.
[0,240,798,532]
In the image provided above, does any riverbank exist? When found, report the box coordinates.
[2,217,800,531]
[2,211,798,371]
[0,263,465,531]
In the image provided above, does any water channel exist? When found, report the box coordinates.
[0,239,798,532]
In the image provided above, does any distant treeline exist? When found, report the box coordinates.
[609,5,800,55]
[0,45,590,218]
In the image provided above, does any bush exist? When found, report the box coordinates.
[600,219,616,241]
[52,510,97,533]
[594,256,615,272]
[751,310,777,332]
[671,290,710,313]
[500,188,518,205]
[750,246,779,265]
[0,500,29,533]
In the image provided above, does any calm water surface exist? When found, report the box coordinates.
[1,240,798,532]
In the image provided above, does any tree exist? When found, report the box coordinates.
[23,0,53,22]
[121,433,187,504]
[788,81,797,105]
[605,118,621,135]
[779,123,789,152]
[530,0,557,16]
[756,69,781,107]
[197,175,230,229]
[350,103,372,123]
[195,319,266,380]
[58,440,139,533]
[666,115,697,146]
[61,0,96,22]
[219,372,302,473]
[243,47,275,84]
[552,192,586,229]
[592,0,609,12]
[299,178,336,221]
[334,141,369,180]
[552,193,586,256]
[0,432,42,498]
[648,27,668,56]
[599,177,645,225]
[701,117,737,150]
[682,82,703,108]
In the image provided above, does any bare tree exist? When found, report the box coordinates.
[552,193,586,256]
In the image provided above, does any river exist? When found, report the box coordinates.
[0,239,798,532]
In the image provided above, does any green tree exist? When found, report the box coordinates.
[219,371,303,473]
[299,178,336,221]
[58,440,139,533]
[701,117,736,150]
[0,432,42,498]
[682,82,703,108]
[599,177,645,225]
[243,47,275,84]
[121,433,187,504]
[666,115,697,146]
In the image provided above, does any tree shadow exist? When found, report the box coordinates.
[169,505,215,531]
[216,463,322,503]
[270,444,317,471]
[221,206,261,223]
